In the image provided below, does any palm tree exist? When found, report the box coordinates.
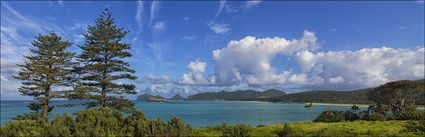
[351,104,360,112]
[305,103,313,112]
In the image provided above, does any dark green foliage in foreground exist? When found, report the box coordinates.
[13,32,76,120]
[405,119,425,135]
[0,107,192,137]
[74,8,137,112]
[73,107,123,136]
[192,121,420,137]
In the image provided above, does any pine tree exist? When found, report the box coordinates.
[76,9,137,112]
[13,32,76,120]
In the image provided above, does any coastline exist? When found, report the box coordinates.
[311,102,425,110]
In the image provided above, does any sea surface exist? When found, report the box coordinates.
[1,100,359,127]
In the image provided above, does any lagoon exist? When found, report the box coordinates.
[1,100,359,127]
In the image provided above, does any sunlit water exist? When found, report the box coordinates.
[1,100,358,127]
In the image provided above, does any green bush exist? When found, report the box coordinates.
[168,115,192,137]
[220,124,251,137]
[405,119,425,135]
[47,113,73,137]
[395,111,425,120]
[0,119,47,137]
[121,111,149,137]
[73,107,124,136]
[277,123,293,137]
[314,109,346,122]
[147,118,168,137]
[365,113,386,121]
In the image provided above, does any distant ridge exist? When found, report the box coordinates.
[187,89,286,101]
[169,94,184,100]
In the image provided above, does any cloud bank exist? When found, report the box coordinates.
[143,30,424,95]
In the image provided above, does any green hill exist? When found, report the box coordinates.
[272,89,371,104]
[169,94,185,100]
[187,89,286,101]
[137,93,166,101]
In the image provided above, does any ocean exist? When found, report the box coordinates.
[1,100,357,127]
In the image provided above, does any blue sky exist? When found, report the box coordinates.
[1,1,424,100]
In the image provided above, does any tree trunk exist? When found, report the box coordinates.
[43,86,50,120]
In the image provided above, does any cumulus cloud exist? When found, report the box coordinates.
[293,47,425,89]
[212,30,318,85]
[179,60,214,85]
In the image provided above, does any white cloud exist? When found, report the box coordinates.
[153,21,166,31]
[225,4,238,13]
[182,36,196,40]
[214,0,226,19]
[209,23,231,34]
[245,0,262,10]
[183,17,189,21]
[135,1,144,32]
[179,60,214,85]
[294,47,425,89]
[149,1,160,26]
[212,30,318,86]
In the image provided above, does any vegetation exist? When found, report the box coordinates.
[72,9,137,112]
[186,89,286,101]
[0,107,192,137]
[13,32,76,120]
[367,80,425,116]
[192,121,419,137]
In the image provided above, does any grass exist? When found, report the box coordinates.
[192,120,420,137]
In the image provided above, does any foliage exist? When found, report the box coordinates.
[314,109,346,122]
[13,32,76,119]
[186,89,286,101]
[274,89,371,104]
[368,80,425,115]
[74,8,137,112]
[365,113,387,121]
[277,123,293,137]
[192,121,417,137]
[405,119,425,135]
[0,119,47,137]
[73,107,123,136]
[395,111,425,120]
[304,103,313,112]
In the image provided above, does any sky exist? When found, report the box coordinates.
[1,1,424,100]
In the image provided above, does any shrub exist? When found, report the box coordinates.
[344,110,360,121]
[395,111,425,120]
[73,107,124,136]
[147,118,169,137]
[365,113,386,121]
[256,124,265,127]
[168,115,192,137]
[277,123,293,137]
[314,109,346,122]
[221,124,251,137]
[121,111,149,137]
[47,113,73,137]
[405,119,425,135]
[0,119,47,137]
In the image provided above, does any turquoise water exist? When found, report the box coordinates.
[1,100,358,127]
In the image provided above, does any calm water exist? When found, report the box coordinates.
[1,100,358,127]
